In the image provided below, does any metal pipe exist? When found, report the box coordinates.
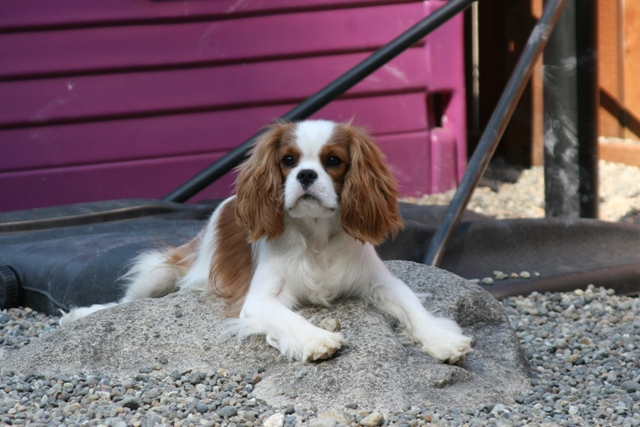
[543,0,599,218]
[423,0,567,267]
[575,0,599,218]
[470,1,481,133]
[164,0,477,203]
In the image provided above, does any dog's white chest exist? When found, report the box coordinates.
[276,242,371,305]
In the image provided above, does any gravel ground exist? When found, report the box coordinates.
[405,160,640,223]
[2,160,640,426]
[3,287,640,426]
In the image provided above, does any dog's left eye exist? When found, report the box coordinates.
[325,156,342,168]
[282,156,296,167]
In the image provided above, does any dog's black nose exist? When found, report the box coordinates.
[297,169,318,189]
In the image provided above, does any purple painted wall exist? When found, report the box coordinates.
[0,0,466,212]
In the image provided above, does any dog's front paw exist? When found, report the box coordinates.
[417,317,472,364]
[423,332,471,364]
[302,330,345,362]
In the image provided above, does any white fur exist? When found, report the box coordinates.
[59,302,118,325]
[60,120,471,363]
[284,122,340,216]
[177,197,232,292]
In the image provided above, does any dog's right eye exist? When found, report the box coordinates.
[282,156,296,167]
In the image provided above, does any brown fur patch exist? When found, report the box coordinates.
[164,236,200,273]
[277,140,301,182]
[335,124,404,244]
[210,198,253,317]
[235,122,296,242]
[319,136,350,195]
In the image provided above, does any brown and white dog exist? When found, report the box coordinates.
[61,120,471,363]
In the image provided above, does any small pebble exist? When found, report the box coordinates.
[217,405,238,418]
[285,414,298,424]
[264,413,285,427]
[309,418,337,427]
[359,411,384,426]
[493,271,508,280]
[317,317,341,332]
[481,277,494,285]
[621,381,640,393]
[196,403,209,414]
[189,372,202,384]
[122,399,140,410]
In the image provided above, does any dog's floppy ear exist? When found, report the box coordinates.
[235,122,293,242]
[339,123,403,245]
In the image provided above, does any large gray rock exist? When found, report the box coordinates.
[0,261,529,412]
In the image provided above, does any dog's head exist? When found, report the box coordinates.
[235,120,403,244]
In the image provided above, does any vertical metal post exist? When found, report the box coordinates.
[543,0,599,218]
[423,0,567,266]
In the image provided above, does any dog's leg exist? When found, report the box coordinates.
[226,264,345,362]
[368,268,472,364]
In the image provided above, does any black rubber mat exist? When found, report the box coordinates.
[1,200,639,315]
[377,209,640,298]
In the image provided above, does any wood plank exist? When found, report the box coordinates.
[474,0,507,157]
[0,152,234,212]
[0,131,431,211]
[623,0,640,140]
[502,0,539,166]
[423,0,464,92]
[599,142,640,167]
[0,0,409,31]
[0,3,424,79]
[0,48,428,128]
[1,93,428,172]
[530,0,544,166]
[598,0,624,138]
